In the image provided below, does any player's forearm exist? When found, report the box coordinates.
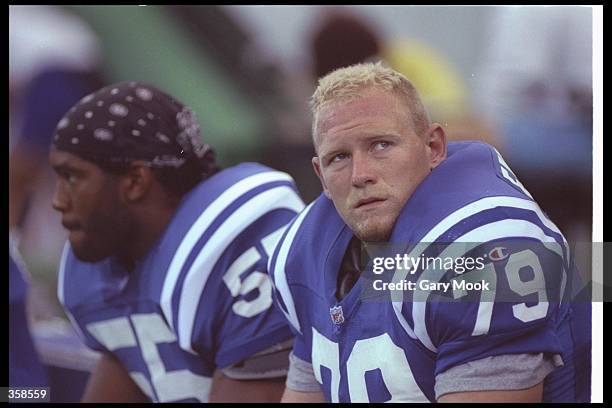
[208,370,286,402]
[82,353,150,402]
[438,382,543,403]
[281,388,327,403]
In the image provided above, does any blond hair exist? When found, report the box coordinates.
[310,61,430,141]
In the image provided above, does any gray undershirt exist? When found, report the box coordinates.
[286,351,324,393]
[285,350,564,399]
[434,352,564,399]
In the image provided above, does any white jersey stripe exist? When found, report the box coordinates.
[408,218,565,353]
[493,148,534,200]
[177,186,304,352]
[161,171,295,331]
[391,196,569,352]
[56,242,68,307]
[57,242,87,341]
[272,202,316,335]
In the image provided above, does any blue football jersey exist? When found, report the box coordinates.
[269,141,590,402]
[58,163,304,402]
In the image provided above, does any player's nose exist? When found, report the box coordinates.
[351,152,377,187]
[51,181,70,213]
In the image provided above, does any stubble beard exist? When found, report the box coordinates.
[350,213,395,243]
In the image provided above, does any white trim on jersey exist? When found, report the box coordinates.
[411,219,564,353]
[9,239,32,283]
[57,242,88,342]
[390,196,570,353]
[271,202,316,336]
[176,186,304,353]
[493,148,534,200]
[160,170,295,334]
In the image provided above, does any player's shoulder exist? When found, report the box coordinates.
[424,140,527,205]
[269,193,345,288]
[267,194,344,336]
[392,141,558,245]
[389,144,570,355]
[154,163,304,331]
[156,162,301,267]
[184,162,297,206]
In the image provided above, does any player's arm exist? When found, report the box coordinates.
[210,342,325,402]
[281,388,327,403]
[209,370,286,402]
[423,238,567,403]
[432,352,561,403]
[82,352,150,402]
[438,382,543,403]
[280,350,326,402]
[209,339,295,402]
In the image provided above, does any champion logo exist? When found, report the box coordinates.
[488,246,509,261]
[330,305,345,325]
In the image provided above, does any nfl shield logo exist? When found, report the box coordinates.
[330,305,345,325]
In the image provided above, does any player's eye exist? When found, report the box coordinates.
[330,153,348,164]
[60,170,77,184]
[372,141,390,151]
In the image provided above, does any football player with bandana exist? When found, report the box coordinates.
[269,62,591,403]
[50,82,304,402]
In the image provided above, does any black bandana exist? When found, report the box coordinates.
[52,81,216,175]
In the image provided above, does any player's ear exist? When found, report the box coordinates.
[312,156,331,199]
[424,123,447,170]
[119,161,153,203]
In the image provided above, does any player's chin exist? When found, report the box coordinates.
[352,215,394,243]
[70,238,110,263]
